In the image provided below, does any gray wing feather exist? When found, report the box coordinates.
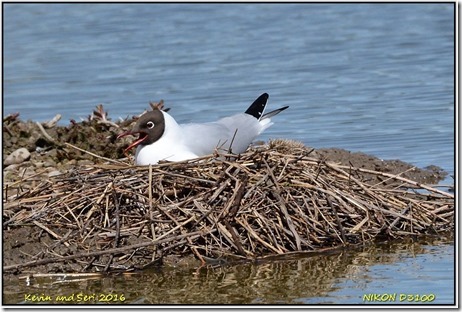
[181,114,264,155]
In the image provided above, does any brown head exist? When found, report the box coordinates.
[117,110,165,155]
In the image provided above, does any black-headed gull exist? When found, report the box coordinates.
[118,93,288,165]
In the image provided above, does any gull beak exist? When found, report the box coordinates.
[117,131,148,156]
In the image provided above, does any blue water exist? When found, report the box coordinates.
[3,3,455,305]
[307,241,455,304]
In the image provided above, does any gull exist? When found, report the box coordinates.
[118,93,288,165]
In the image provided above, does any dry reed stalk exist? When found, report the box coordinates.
[3,143,454,273]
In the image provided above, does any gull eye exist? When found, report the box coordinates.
[146,121,155,129]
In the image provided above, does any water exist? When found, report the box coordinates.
[4,4,454,173]
[2,236,454,305]
[3,3,455,305]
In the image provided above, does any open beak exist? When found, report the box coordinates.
[117,131,148,156]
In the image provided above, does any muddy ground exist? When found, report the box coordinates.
[2,105,449,273]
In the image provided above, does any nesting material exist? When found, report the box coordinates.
[3,140,454,273]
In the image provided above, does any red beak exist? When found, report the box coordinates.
[117,131,148,156]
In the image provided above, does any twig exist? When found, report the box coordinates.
[36,122,62,147]
[331,163,454,198]
[32,221,70,247]
[43,114,62,129]
[327,196,347,244]
[64,142,128,165]
[147,164,158,261]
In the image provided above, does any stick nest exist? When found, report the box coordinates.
[3,140,454,273]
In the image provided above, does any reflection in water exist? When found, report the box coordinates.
[3,236,453,305]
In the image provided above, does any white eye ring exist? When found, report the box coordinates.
[147,121,155,129]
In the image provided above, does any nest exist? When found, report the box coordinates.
[3,140,454,273]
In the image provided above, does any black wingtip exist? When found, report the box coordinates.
[244,93,269,119]
[261,105,289,120]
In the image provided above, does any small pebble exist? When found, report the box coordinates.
[46,167,58,172]
[77,160,94,166]
[43,161,56,167]
[4,164,20,171]
[4,148,31,165]
[67,159,77,166]
[48,170,62,177]
[34,162,44,168]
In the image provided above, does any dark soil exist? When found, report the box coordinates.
[2,106,449,273]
